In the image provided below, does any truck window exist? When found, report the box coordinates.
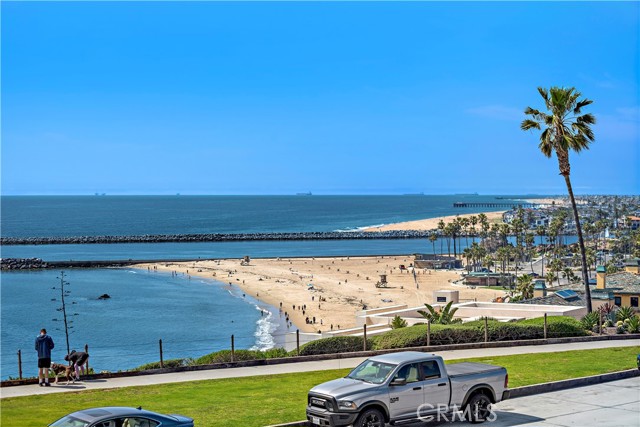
[393,363,420,383]
[421,360,441,380]
[347,360,396,384]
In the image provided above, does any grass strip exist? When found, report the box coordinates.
[2,346,638,427]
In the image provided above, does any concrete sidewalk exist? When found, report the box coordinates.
[2,339,638,399]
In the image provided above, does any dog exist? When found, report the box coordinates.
[49,363,75,385]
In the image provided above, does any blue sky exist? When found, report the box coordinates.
[2,1,638,195]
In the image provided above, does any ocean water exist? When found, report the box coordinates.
[0,194,544,380]
[0,268,288,380]
[1,195,521,238]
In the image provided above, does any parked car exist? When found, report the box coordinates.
[307,351,509,426]
[49,407,194,427]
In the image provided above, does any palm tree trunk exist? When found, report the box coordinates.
[564,174,593,312]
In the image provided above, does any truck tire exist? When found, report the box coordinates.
[465,392,492,423]
[354,408,385,427]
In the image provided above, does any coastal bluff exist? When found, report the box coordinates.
[0,230,434,246]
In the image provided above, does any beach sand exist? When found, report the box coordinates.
[136,255,505,334]
[362,210,506,232]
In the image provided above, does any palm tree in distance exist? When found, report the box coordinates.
[521,86,596,312]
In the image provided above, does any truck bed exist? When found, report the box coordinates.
[446,362,504,378]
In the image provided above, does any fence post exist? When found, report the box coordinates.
[17,350,22,380]
[543,313,548,340]
[598,311,603,335]
[363,324,367,351]
[296,330,300,356]
[231,335,235,362]
[85,344,90,373]
[159,339,164,368]
[484,317,489,343]
[427,320,431,347]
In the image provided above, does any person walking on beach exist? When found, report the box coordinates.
[65,350,90,381]
[35,328,54,387]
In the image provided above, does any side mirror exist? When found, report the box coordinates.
[390,378,407,386]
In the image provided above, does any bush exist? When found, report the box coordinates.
[581,311,600,330]
[133,358,191,371]
[518,316,587,337]
[371,316,587,350]
[194,349,267,365]
[295,336,371,356]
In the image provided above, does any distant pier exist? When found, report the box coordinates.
[453,202,539,208]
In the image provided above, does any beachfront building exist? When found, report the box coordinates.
[413,254,462,269]
[463,272,514,288]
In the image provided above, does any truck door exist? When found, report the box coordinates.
[388,363,424,420]
[420,360,450,415]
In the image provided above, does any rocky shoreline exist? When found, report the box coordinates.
[0,230,434,246]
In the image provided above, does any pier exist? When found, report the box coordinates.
[453,202,539,209]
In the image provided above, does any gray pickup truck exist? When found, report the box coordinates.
[307,351,509,427]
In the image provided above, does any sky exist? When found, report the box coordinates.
[2,1,639,196]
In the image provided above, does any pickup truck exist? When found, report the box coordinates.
[307,351,509,427]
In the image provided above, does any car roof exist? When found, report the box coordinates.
[367,351,436,365]
[67,407,171,422]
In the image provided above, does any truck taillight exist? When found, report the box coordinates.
[504,374,509,389]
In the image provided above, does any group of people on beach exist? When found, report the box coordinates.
[35,328,89,386]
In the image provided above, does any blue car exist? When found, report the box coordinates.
[49,407,194,427]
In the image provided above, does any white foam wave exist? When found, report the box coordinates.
[250,305,277,351]
[333,223,386,232]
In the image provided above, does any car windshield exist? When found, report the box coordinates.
[49,416,90,427]
[346,360,396,384]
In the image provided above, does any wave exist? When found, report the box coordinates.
[333,224,386,232]
[250,305,278,351]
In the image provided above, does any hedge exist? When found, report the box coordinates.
[194,348,289,365]
[295,336,373,356]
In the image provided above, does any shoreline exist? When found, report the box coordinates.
[362,210,506,232]
[134,255,504,336]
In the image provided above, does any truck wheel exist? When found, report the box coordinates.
[466,393,492,423]
[355,408,385,427]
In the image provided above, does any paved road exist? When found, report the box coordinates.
[416,377,640,427]
[2,339,638,399]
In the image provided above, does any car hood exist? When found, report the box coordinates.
[310,377,380,399]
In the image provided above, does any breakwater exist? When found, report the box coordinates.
[0,257,150,270]
[0,230,434,246]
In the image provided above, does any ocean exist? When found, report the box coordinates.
[0,194,535,380]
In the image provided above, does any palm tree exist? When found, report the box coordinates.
[417,301,460,324]
[516,274,534,300]
[428,232,438,256]
[521,86,596,312]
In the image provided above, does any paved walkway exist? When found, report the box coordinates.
[2,339,638,399]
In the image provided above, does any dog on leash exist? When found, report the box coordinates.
[49,363,75,385]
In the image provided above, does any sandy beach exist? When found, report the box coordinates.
[135,255,504,334]
[362,210,506,232]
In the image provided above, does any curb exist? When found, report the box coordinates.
[264,368,640,427]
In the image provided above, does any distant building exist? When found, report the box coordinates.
[414,254,462,269]
[464,272,514,287]
[626,216,640,230]
[596,266,640,310]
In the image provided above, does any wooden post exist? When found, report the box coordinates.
[85,344,90,373]
[17,350,22,380]
[543,313,548,340]
[484,317,489,343]
[159,339,164,368]
[598,311,603,335]
[296,330,300,356]
[427,320,431,347]
[231,335,235,362]
[363,324,367,351]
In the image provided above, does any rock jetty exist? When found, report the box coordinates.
[0,230,433,246]
[1,258,48,270]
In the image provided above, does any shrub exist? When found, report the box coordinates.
[626,315,640,333]
[391,315,408,329]
[616,306,635,322]
[581,311,600,330]
[263,347,289,359]
[133,358,191,371]
[518,316,587,337]
[194,349,268,365]
[295,336,371,356]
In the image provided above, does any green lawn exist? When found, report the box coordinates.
[2,346,638,427]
